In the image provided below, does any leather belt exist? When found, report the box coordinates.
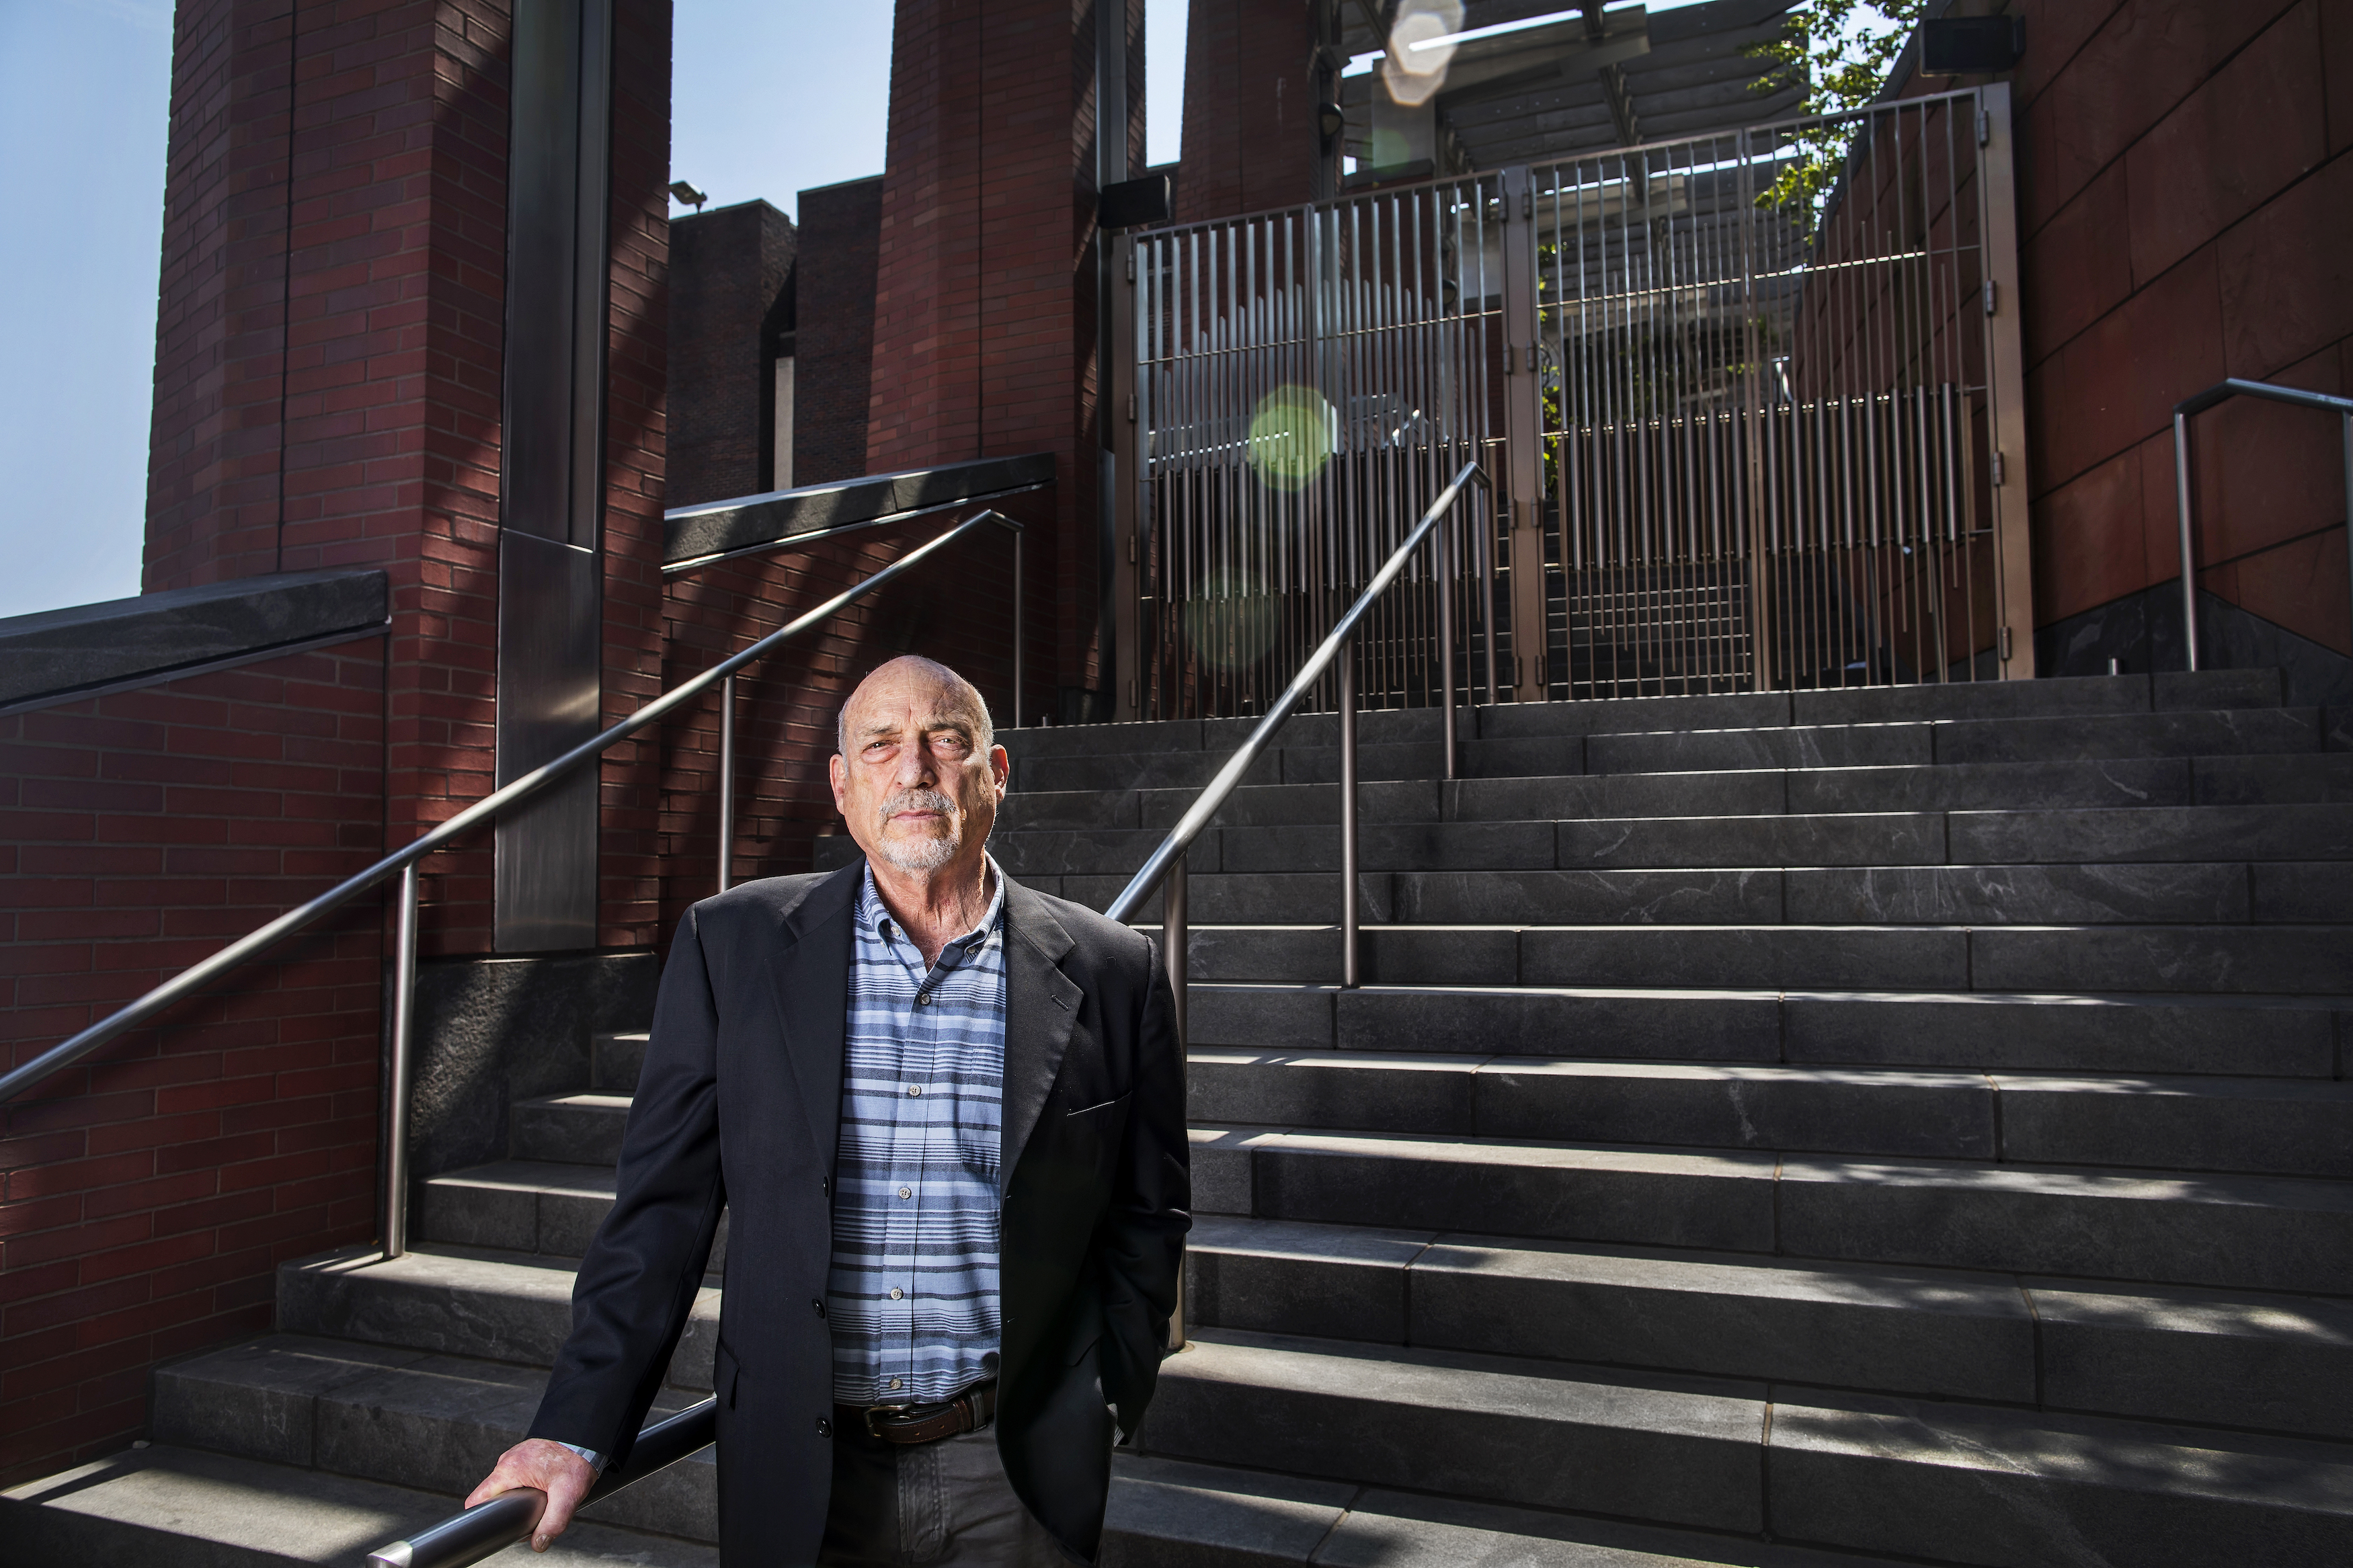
[838,1380,997,1445]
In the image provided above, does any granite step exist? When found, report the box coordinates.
[417,1159,620,1257]
[1585,706,2329,776]
[0,1444,716,1567]
[1180,1215,2353,1439]
[276,1243,719,1385]
[1101,1452,1921,1568]
[1070,862,2274,929]
[1134,1328,2353,1567]
[1183,983,2348,1077]
[147,1333,717,1542]
[1184,1050,2353,1176]
[969,805,2353,881]
[1187,1124,2353,1291]
[1151,921,2353,994]
[1454,757,2202,820]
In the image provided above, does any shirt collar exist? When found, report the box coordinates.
[858,855,1006,954]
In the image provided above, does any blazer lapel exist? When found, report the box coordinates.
[1000,877,1080,1192]
[768,861,861,1169]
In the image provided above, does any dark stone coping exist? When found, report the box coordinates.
[662,452,1055,568]
[0,569,390,710]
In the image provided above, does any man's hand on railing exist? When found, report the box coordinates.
[465,1438,595,1552]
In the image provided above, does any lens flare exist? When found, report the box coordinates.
[1247,385,1337,491]
[1382,0,1464,110]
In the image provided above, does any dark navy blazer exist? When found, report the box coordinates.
[529,863,1191,1564]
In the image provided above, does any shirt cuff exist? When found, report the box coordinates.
[554,1441,606,1474]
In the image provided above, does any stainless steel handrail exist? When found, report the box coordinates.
[366,1397,718,1568]
[1105,460,1488,968]
[2173,377,2353,673]
[1,505,1022,1255]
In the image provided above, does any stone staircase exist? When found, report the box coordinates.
[9,669,2353,1565]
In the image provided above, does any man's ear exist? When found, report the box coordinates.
[828,751,848,813]
[990,745,1010,792]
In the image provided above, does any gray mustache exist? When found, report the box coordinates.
[880,788,957,821]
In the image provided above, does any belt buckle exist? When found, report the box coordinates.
[863,1403,912,1439]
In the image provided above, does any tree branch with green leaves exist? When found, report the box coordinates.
[1749,0,1926,227]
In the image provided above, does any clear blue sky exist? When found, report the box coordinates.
[0,0,1704,621]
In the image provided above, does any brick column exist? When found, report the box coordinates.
[865,0,1146,718]
[135,0,669,954]
[1173,0,1328,224]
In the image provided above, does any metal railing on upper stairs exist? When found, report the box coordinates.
[2172,377,2353,674]
[358,460,1490,1567]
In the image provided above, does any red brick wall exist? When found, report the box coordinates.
[865,0,1146,710]
[793,176,885,487]
[1172,0,1324,224]
[0,643,389,1487]
[2007,0,2353,655]
[666,202,796,508]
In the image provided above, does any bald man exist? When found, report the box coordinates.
[467,657,1190,1565]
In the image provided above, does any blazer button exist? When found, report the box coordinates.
[812,1298,826,1318]
[816,1417,832,1438]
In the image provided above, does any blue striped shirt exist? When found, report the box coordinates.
[827,860,1008,1406]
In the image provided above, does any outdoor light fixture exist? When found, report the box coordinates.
[1099,174,1172,231]
[1921,17,2023,75]
[668,179,707,212]
[1318,101,1347,145]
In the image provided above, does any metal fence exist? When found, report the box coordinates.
[1119,85,2030,718]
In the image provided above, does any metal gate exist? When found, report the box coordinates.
[1119,85,2030,720]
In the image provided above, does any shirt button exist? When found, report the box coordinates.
[898,1186,912,1200]
[889,1377,903,1391]
[916,991,932,1007]
[889,1287,904,1301]
[908,1084,923,1097]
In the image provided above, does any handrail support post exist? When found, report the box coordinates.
[1160,852,1187,1352]
[1012,529,1025,731]
[1339,638,1360,989]
[717,673,737,895]
[2173,410,2198,672]
[1439,501,1458,783]
[382,864,419,1262]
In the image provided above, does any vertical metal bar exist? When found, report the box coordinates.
[1160,850,1187,1352]
[2174,409,2200,672]
[1012,530,1025,729]
[1976,83,2035,677]
[1439,497,1458,780]
[382,864,420,1262]
[2342,411,2353,661]
[716,673,736,896]
[1339,638,1360,988]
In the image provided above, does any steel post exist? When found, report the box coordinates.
[1339,641,1360,987]
[717,673,735,895]
[382,864,419,1261]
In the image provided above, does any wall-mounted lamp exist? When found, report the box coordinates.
[668,180,707,213]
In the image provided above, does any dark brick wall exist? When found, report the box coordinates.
[1997,0,2353,656]
[1172,0,1324,223]
[0,643,389,1487]
[666,201,796,509]
[793,175,884,487]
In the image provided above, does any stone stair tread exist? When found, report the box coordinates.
[426,1158,619,1197]
[1190,1121,2353,1292]
[149,1333,716,1540]
[1139,1328,2353,1565]
[276,1242,721,1376]
[0,1443,715,1566]
[1185,1049,2353,1174]
[1103,1452,1917,1567]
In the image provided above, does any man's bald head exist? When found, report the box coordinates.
[835,656,994,757]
